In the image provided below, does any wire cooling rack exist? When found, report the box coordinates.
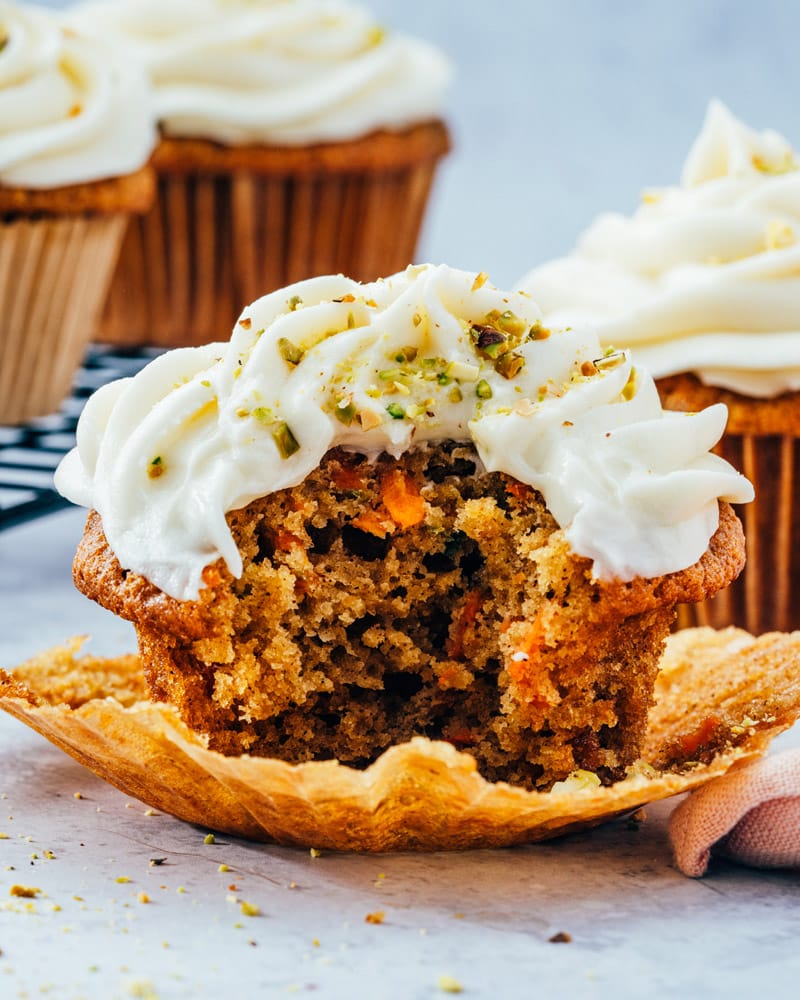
[0,346,161,532]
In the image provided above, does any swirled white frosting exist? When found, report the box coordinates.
[0,1,155,188]
[67,0,450,145]
[519,101,800,397]
[55,264,753,601]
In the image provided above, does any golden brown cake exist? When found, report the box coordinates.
[72,446,745,791]
[54,265,753,793]
[0,4,156,425]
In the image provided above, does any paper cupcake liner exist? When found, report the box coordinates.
[676,432,800,634]
[0,214,126,425]
[97,161,440,348]
[1,627,799,851]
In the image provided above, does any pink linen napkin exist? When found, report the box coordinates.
[669,750,800,877]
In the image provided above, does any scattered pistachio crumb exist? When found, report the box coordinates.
[73,792,83,800]
[240,901,260,917]
[137,892,150,904]
[312,938,320,948]
[437,974,464,994]
[365,911,385,925]
[309,848,321,858]
[218,864,230,873]
[115,877,131,884]
[0,833,7,840]
[177,887,186,894]
[203,833,216,845]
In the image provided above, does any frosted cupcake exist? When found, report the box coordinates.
[68,0,452,348]
[0,1,155,424]
[519,101,800,633]
[55,264,752,791]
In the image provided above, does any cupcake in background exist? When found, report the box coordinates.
[68,0,452,348]
[518,100,800,634]
[0,1,155,425]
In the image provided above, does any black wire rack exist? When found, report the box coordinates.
[0,346,162,532]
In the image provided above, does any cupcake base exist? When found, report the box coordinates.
[0,215,126,425]
[0,167,155,425]
[96,121,451,348]
[659,374,800,634]
[1,627,799,850]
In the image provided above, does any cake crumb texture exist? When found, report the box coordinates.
[73,444,744,791]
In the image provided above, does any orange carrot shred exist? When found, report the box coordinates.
[380,469,425,529]
[351,510,394,538]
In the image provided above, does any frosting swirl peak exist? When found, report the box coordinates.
[68,0,451,145]
[0,1,155,188]
[519,100,800,398]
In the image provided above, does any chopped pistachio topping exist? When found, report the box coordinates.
[378,368,405,382]
[287,295,302,311]
[475,379,492,400]
[271,421,300,459]
[448,385,463,403]
[252,406,274,424]
[278,337,304,366]
[752,151,799,175]
[366,24,386,47]
[528,321,550,341]
[147,456,164,479]
[394,346,418,364]
[386,402,406,419]
[495,353,525,380]
[593,352,626,371]
[621,368,638,401]
[446,360,480,382]
[471,271,489,291]
[334,397,357,425]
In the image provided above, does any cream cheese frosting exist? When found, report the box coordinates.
[67,0,451,145]
[0,1,155,189]
[518,100,800,398]
[55,264,753,601]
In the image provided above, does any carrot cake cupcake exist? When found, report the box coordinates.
[0,0,155,424]
[55,264,753,791]
[67,0,452,347]
[519,100,800,633]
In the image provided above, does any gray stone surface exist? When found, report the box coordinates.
[4,3,800,998]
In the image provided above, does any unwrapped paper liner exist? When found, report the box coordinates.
[1,627,799,851]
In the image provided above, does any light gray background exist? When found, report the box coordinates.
[3,4,800,999]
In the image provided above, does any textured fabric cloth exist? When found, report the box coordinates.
[669,750,800,877]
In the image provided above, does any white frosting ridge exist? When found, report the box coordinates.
[518,100,800,397]
[55,265,753,602]
[0,1,155,188]
[68,0,451,145]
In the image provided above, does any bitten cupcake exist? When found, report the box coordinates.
[0,1,155,425]
[55,264,752,792]
[67,0,452,348]
[519,100,800,634]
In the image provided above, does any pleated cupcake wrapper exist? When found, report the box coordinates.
[97,161,439,348]
[677,431,800,634]
[0,214,126,425]
[2,626,800,851]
